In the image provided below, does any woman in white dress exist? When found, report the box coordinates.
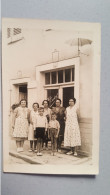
[12,99,30,152]
[28,102,39,152]
[64,98,81,156]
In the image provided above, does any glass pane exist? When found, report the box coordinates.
[45,73,50,85]
[58,70,63,83]
[72,68,75,81]
[47,89,58,108]
[52,71,56,84]
[65,69,71,82]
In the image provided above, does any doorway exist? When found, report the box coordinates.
[63,87,74,108]
[19,84,27,102]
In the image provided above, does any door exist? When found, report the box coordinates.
[63,87,74,108]
[19,85,27,102]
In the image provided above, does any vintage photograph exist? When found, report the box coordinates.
[2,18,100,174]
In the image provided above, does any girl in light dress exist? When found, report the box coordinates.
[12,99,30,152]
[28,102,39,152]
[64,98,81,156]
[42,100,51,150]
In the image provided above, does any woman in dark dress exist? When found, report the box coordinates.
[53,98,65,152]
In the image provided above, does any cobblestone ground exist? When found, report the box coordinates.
[9,139,92,165]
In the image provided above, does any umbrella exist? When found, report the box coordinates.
[66,38,92,56]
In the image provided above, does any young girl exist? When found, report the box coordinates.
[42,100,51,150]
[28,102,39,152]
[12,99,30,152]
[48,112,60,156]
[34,107,48,156]
[64,98,81,156]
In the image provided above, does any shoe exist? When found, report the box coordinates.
[51,152,54,156]
[28,149,33,152]
[66,151,73,155]
[39,153,43,156]
[20,147,23,152]
[17,148,21,153]
[34,149,37,153]
[37,152,40,156]
[58,149,61,153]
[74,152,78,156]
[46,147,48,151]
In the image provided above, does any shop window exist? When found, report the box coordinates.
[72,68,75,81]
[51,71,56,84]
[65,69,71,82]
[58,70,63,83]
[45,67,74,85]
[45,72,50,84]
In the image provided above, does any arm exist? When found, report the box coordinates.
[12,108,18,129]
[56,121,60,138]
[76,108,80,123]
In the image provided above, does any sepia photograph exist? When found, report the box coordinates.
[2,18,100,175]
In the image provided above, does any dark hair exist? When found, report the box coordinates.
[51,112,57,116]
[38,107,44,111]
[42,100,49,106]
[55,98,61,104]
[19,99,27,106]
[33,102,39,108]
[69,98,76,104]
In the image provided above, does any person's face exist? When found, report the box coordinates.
[33,104,38,111]
[39,109,44,116]
[20,100,26,107]
[56,100,61,107]
[43,101,48,108]
[51,114,56,120]
[69,99,74,106]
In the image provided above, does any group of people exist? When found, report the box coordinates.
[12,98,81,156]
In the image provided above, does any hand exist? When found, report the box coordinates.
[56,134,58,138]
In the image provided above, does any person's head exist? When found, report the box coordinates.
[55,98,61,107]
[19,99,27,107]
[69,98,76,106]
[42,100,49,108]
[33,102,39,111]
[51,112,57,120]
[38,107,44,116]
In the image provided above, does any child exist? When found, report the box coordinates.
[48,112,60,156]
[34,107,48,156]
[28,103,39,152]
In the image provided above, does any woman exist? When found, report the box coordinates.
[64,98,81,156]
[12,99,30,152]
[28,102,39,152]
[53,98,65,152]
[42,100,51,150]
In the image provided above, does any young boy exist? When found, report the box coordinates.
[48,112,60,156]
[34,107,48,156]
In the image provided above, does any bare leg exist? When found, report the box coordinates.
[37,138,40,153]
[34,140,37,150]
[16,140,20,148]
[21,140,24,147]
[30,141,33,149]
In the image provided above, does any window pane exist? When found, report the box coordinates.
[58,70,63,83]
[72,68,75,81]
[65,69,71,82]
[47,89,58,108]
[52,71,56,84]
[45,73,50,84]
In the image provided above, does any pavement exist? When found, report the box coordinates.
[9,139,92,165]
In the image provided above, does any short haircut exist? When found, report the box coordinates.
[33,102,39,108]
[51,112,57,116]
[19,99,27,106]
[38,107,44,111]
[55,98,61,104]
[42,100,49,106]
[69,98,76,104]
